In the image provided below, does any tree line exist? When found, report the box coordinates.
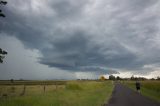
[107,75,160,81]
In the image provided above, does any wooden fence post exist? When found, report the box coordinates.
[43,81,46,93]
[20,85,26,96]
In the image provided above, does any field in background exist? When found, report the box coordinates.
[0,80,114,106]
[124,80,160,102]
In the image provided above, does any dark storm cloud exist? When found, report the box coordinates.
[51,0,87,18]
[40,31,138,72]
[0,0,160,76]
[0,2,50,49]
[40,33,109,71]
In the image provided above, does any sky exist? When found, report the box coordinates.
[0,0,160,80]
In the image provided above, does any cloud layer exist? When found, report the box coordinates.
[0,0,160,79]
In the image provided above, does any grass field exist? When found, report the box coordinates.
[0,80,114,106]
[124,80,160,102]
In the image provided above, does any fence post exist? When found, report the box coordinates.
[20,85,26,96]
[55,82,57,90]
[44,85,46,93]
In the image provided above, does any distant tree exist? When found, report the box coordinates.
[0,48,7,63]
[137,77,147,81]
[151,78,155,80]
[157,76,160,80]
[0,1,7,17]
[116,76,121,80]
[109,75,115,80]
[130,75,135,80]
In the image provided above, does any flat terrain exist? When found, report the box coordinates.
[107,83,160,106]
[0,80,113,106]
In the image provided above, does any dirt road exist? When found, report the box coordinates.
[106,83,160,106]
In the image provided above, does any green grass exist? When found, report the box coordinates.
[124,80,160,102]
[0,80,114,106]
[0,80,66,85]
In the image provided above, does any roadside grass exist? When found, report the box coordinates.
[0,81,114,106]
[124,80,160,102]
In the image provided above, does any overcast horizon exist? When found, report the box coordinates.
[0,0,160,80]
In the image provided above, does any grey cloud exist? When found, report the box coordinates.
[0,0,160,78]
[110,0,158,16]
[0,35,76,80]
[80,66,119,74]
[39,30,139,73]
[51,0,87,18]
[40,33,107,70]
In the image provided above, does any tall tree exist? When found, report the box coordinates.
[0,1,7,17]
[0,1,8,63]
[0,48,7,63]
[109,75,115,80]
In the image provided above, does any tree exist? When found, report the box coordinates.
[0,1,8,62]
[157,76,160,80]
[109,75,115,80]
[0,48,7,63]
[130,75,135,80]
[116,76,121,80]
[0,1,7,17]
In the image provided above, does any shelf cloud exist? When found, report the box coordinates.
[0,0,160,79]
